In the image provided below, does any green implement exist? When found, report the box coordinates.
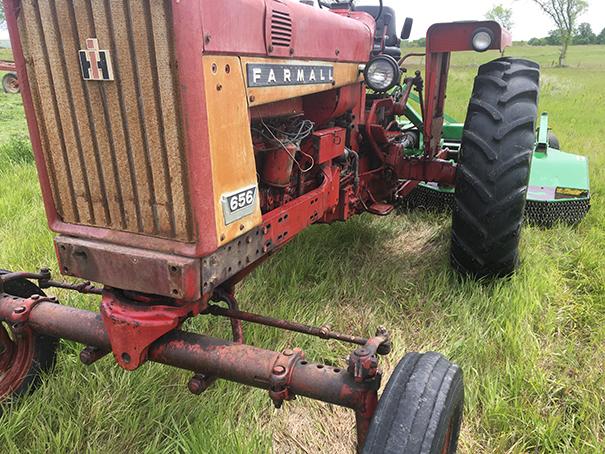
[400,109,591,228]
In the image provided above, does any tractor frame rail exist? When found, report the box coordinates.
[0,60,17,72]
[0,278,388,448]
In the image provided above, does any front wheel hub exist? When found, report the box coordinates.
[0,321,36,398]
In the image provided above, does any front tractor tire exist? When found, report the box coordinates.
[451,58,540,278]
[0,271,58,411]
[363,352,464,454]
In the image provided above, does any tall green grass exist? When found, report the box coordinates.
[0,45,604,453]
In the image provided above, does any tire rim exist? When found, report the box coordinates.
[4,76,19,94]
[0,321,35,399]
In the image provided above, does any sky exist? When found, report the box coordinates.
[1,0,604,42]
[381,0,604,40]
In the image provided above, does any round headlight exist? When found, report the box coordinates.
[472,28,494,52]
[364,55,400,92]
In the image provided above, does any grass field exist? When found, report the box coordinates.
[0,44,604,453]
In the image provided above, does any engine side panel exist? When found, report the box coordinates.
[202,56,263,245]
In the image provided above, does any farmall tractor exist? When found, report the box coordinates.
[0,60,20,93]
[0,0,591,452]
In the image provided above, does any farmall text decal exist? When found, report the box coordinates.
[247,64,334,88]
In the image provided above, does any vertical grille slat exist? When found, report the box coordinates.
[128,0,173,237]
[56,0,110,225]
[20,0,79,222]
[44,0,97,224]
[90,0,139,231]
[17,3,64,217]
[71,0,125,229]
[18,0,193,242]
[149,0,193,240]
[111,0,157,235]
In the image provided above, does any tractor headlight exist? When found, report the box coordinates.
[364,55,400,92]
[472,28,494,52]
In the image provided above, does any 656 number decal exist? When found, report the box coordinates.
[221,186,258,225]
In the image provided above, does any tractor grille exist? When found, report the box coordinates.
[17,0,194,242]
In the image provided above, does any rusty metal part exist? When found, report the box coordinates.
[262,142,297,188]
[201,227,268,295]
[79,345,110,365]
[0,60,17,72]
[211,289,245,344]
[0,268,103,296]
[186,289,245,394]
[41,279,102,295]
[100,290,203,371]
[0,320,35,399]
[0,294,381,445]
[348,328,390,383]
[0,270,51,290]
[187,373,215,395]
[203,302,391,354]
[269,347,304,408]
[6,294,57,335]
[55,236,202,301]
[355,389,379,450]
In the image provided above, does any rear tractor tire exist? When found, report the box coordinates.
[2,73,20,94]
[363,352,464,454]
[451,58,540,278]
[0,271,58,411]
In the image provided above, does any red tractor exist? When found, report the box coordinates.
[0,60,20,93]
[1,0,544,452]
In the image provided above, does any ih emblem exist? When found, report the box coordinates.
[79,38,114,81]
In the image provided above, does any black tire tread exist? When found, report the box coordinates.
[451,57,540,278]
[363,352,464,454]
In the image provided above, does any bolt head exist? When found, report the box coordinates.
[13,306,26,314]
[272,365,286,375]
[283,349,294,356]
[188,376,208,395]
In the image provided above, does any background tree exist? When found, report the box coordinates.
[531,0,588,66]
[0,2,5,24]
[597,27,605,45]
[544,29,563,46]
[486,4,514,30]
[486,4,514,55]
[574,22,596,45]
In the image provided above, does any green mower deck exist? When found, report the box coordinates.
[400,111,591,228]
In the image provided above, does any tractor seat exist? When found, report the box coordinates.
[355,5,402,59]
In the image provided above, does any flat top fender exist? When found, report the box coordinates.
[426,21,512,53]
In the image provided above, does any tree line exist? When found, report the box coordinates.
[528,24,605,46]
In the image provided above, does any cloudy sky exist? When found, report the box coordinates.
[1,1,604,41]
